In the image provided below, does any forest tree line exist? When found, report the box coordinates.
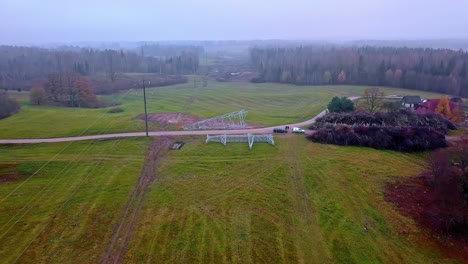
[0,45,199,92]
[138,44,204,57]
[250,46,468,97]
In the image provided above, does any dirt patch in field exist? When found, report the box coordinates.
[0,164,29,183]
[101,137,172,264]
[135,113,203,127]
[385,175,468,262]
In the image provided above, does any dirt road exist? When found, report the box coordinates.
[101,137,172,264]
[0,97,361,144]
[0,110,330,144]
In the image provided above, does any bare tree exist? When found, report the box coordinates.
[29,83,47,105]
[364,87,384,113]
[105,50,117,83]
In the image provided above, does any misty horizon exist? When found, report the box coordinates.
[2,0,468,45]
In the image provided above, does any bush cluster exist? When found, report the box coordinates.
[327,96,355,113]
[424,140,468,236]
[0,92,20,119]
[311,110,456,134]
[307,125,447,152]
[107,107,124,113]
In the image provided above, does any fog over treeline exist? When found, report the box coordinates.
[2,0,468,97]
[2,0,468,44]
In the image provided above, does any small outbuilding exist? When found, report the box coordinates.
[401,96,422,108]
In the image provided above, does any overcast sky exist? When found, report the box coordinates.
[1,0,468,44]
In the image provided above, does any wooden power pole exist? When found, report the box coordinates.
[142,79,149,137]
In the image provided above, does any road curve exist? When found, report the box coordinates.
[0,97,361,144]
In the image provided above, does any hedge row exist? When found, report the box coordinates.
[307,125,447,152]
[311,110,456,134]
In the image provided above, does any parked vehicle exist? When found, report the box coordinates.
[273,128,288,133]
[292,127,305,134]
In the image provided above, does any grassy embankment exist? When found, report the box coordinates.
[1,81,447,139]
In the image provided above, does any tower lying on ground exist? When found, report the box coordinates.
[184,110,248,130]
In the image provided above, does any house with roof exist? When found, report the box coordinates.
[400,96,422,108]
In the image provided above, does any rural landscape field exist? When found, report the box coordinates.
[0,131,458,263]
[1,0,468,263]
[0,81,446,139]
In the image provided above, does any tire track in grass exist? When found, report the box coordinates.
[101,136,172,264]
[283,137,331,263]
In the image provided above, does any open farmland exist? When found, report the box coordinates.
[0,80,447,139]
[123,136,459,264]
[0,138,151,263]
[0,136,464,263]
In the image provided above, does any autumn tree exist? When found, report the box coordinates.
[74,78,96,107]
[394,69,403,86]
[385,69,394,85]
[338,70,346,83]
[44,73,62,102]
[62,72,81,107]
[44,72,96,107]
[29,83,46,105]
[363,87,384,112]
[435,98,455,121]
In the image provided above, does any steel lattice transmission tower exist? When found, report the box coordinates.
[206,134,275,150]
[184,110,248,130]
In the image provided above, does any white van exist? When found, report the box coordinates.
[292,127,305,134]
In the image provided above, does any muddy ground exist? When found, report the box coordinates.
[135,113,203,127]
[101,137,172,264]
[385,176,468,262]
[0,164,29,183]
[135,112,261,129]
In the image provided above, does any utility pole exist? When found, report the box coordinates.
[142,79,149,137]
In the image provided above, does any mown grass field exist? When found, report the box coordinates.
[124,136,459,264]
[0,138,149,263]
[0,135,463,263]
[1,81,447,139]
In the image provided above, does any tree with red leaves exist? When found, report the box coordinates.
[74,78,96,107]
[44,72,96,107]
[337,70,346,83]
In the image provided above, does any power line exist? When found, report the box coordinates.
[0,90,133,203]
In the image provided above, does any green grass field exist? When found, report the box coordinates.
[0,135,462,263]
[0,138,150,263]
[123,136,458,264]
[0,81,463,263]
[1,81,447,139]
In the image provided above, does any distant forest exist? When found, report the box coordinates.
[0,45,199,92]
[138,44,204,57]
[250,46,468,97]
